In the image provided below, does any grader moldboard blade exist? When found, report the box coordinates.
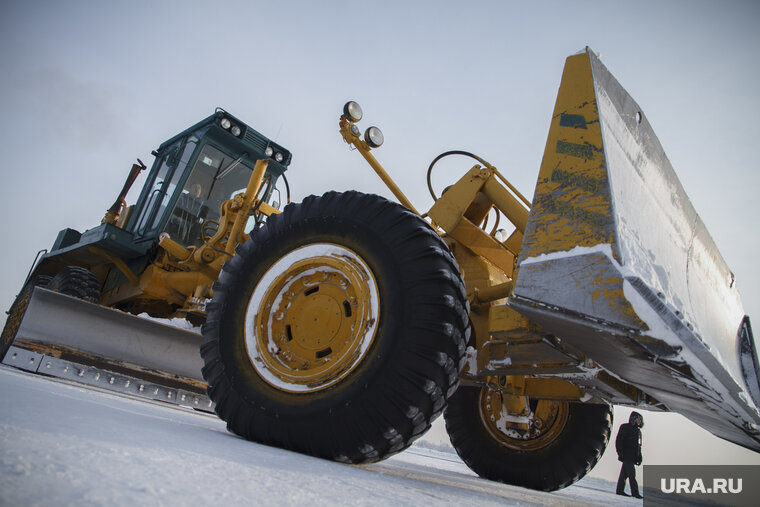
[508,48,760,451]
[2,287,214,412]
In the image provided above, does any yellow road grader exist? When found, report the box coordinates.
[2,48,758,491]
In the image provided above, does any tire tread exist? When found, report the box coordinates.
[201,191,469,464]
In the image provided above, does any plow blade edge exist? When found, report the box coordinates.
[2,287,212,411]
[509,48,760,451]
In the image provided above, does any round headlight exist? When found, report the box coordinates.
[231,125,241,137]
[265,146,274,157]
[274,152,284,163]
[220,118,231,130]
[350,124,360,136]
[365,126,384,148]
[343,101,363,122]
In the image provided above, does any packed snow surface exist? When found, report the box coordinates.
[0,366,639,506]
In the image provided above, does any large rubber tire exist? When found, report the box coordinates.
[201,191,469,463]
[47,266,100,303]
[1,275,52,360]
[444,385,612,491]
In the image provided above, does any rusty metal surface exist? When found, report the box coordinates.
[510,48,760,451]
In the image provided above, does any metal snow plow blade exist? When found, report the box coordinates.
[2,287,213,412]
[508,48,760,451]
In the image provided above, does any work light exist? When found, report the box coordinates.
[365,126,384,148]
[343,101,363,122]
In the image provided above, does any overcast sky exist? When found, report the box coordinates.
[1,0,759,481]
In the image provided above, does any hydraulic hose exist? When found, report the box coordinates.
[426,150,491,201]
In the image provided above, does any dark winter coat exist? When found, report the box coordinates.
[615,422,642,465]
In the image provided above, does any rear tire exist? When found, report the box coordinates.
[201,191,469,463]
[444,385,612,491]
[1,275,52,360]
[47,266,100,303]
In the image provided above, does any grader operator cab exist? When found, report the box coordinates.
[2,109,291,398]
[3,48,758,492]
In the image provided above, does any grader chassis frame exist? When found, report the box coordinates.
[2,48,758,492]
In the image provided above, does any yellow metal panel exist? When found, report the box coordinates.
[502,229,523,256]
[523,378,585,400]
[257,201,280,216]
[519,52,616,261]
[427,165,487,232]
[488,305,540,341]
[449,218,515,276]
[512,50,645,330]
[448,238,510,351]
[482,177,529,233]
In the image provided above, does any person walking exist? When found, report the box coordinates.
[616,411,644,498]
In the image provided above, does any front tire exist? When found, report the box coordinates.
[201,191,469,463]
[444,385,612,491]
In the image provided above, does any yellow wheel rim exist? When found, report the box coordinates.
[479,388,569,451]
[244,243,379,393]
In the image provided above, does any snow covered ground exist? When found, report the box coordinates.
[0,366,640,506]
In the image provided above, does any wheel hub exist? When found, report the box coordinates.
[479,388,569,451]
[244,243,379,393]
[289,293,342,349]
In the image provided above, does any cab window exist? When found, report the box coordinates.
[163,144,255,247]
[132,136,198,237]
